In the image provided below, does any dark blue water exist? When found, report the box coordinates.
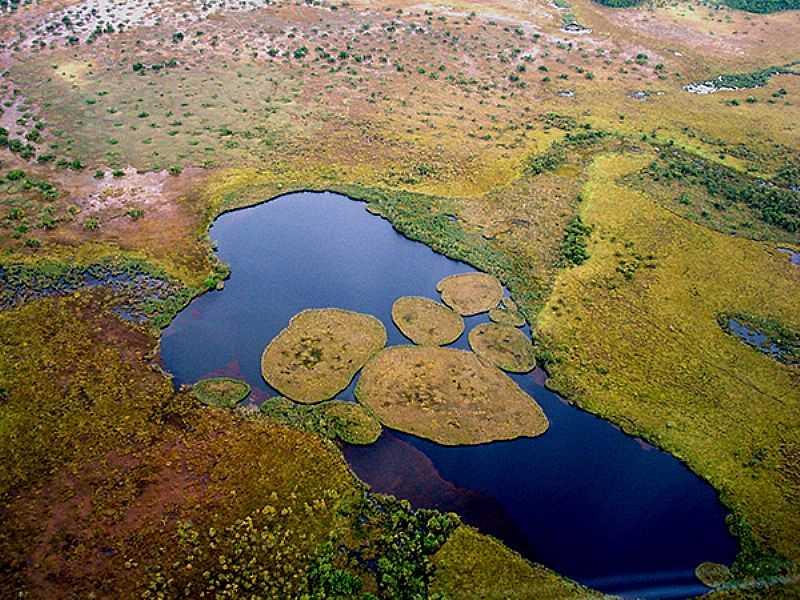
[160,191,738,598]
[727,318,784,359]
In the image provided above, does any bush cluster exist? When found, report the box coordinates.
[648,150,800,233]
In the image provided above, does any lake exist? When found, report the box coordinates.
[160,191,738,598]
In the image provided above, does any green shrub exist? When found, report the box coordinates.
[647,148,800,233]
[718,0,799,12]
[560,215,592,266]
[592,0,643,7]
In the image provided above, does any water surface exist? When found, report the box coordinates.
[161,191,737,598]
[778,247,800,266]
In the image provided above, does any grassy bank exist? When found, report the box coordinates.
[537,152,800,582]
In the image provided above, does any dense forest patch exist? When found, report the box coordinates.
[718,0,800,12]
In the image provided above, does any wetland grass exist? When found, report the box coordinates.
[436,273,504,316]
[261,308,387,404]
[355,345,548,445]
[391,295,464,346]
[192,376,250,408]
[260,397,381,445]
[468,322,536,373]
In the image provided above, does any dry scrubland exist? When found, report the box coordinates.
[0,0,799,596]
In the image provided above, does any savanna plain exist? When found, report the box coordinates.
[0,0,798,598]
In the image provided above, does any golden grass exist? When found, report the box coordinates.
[488,306,526,327]
[261,308,387,404]
[468,323,536,373]
[431,526,606,600]
[355,346,548,445]
[391,296,465,346]
[537,152,800,564]
[437,273,504,316]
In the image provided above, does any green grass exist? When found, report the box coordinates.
[192,377,251,408]
[432,527,606,599]
[259,397,382,445]
[538,152,800,581]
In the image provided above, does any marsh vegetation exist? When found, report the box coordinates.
[260,308,387,403]
[391,295,464,346]
[356,345,549,445]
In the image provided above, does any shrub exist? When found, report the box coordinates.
[560,215,592,266]
[649,149,800,232]
[593,0,643,6]
[718,0,800,13]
